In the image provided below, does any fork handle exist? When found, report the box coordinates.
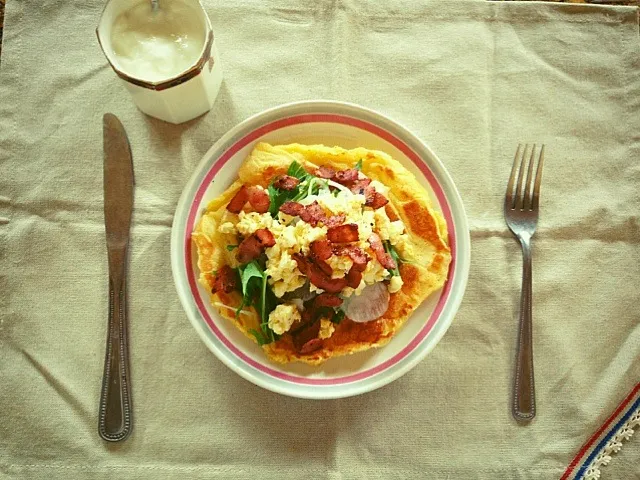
[513,238,536,421]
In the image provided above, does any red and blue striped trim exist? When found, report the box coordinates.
[183,113,456,386]
[561,382,640,480]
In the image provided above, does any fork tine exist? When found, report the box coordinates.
[531,144,545,210]
[514,144,530,210]
[506,144,522,209]
[523,144,537,210]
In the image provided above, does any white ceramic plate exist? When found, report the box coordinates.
[171,100,470,399]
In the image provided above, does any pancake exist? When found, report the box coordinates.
[192,143,451,365]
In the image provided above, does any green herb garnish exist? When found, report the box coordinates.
[240,261,263,293]
[332,309,346,324]
[237,261,279,344]
[287,160,310,180]
[384,240,402,276]
[226,244,238,251]
[269,161,326,213]
[268,182,291,216]
[355,159,363,171]
[267,161,313,216]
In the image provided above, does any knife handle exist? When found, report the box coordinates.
[99,247,133,442]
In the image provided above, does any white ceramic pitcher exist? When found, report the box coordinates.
[97,0,223,124]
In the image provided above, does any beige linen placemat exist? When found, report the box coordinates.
[1,1,639,479]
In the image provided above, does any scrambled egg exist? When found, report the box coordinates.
[236,211,273,236]
[293,222,327,255]
[265,245,306,298]
[327,255,353,279]
[389,275,404,293]
[374,208,407,245]
[268,303,301,335]
[319,318,336,339]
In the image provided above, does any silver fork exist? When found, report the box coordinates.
[504,144,545,422]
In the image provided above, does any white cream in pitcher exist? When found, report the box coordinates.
[110,0,205,82]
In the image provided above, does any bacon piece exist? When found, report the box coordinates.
[299,308,314,326]
[212,265,239,294]
[300,338,323,354]
[365,191,389,209]
[280,201,325,227]
[280,201,345,228]
[313,293,343,308]
[334,168,359,183]
[308,266,347,293]
[293,253,311,275]
[315,259,334,277]
[299,201,325,226]
[323,213,346,228]
[385,203,400,221]
[226,185,270,213]
[368,233,397,270]
[346,267,363,289]
[316,166,336,179]
[349,178,372,195]
[294,252,348,294]
[273,175,300,191]
[254,228,276,248]
[293,320,321,353]
[247,186,270,213]
[280,201,304,217]
[333,245,369,271]
[226,185,249,213]
[310,240,333,261]
[236,228,275,264]
[327,223,359,243]
[236,235,263,264]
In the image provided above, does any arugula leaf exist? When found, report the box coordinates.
[238,261,280,344]
[384,240,402,277]
[226,244,238,251]
[355,159,363,171]
[314,306,346,324]
[268,181,297,216]
[267,184,280,216]
[260,275,281,342]
[241,261,264,293]
[287,160,309,180]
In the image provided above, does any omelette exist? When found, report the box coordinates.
[192,143,451,365]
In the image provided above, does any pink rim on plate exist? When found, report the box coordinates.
[172,101,470,399]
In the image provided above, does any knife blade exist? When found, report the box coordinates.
[98,113,134,442]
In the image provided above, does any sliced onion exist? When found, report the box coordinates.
[343,283,390,323]
[326,179,353,195]
[290,298,304,311]
[213,302,252,316]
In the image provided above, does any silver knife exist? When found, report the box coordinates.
[98,113,134,442]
